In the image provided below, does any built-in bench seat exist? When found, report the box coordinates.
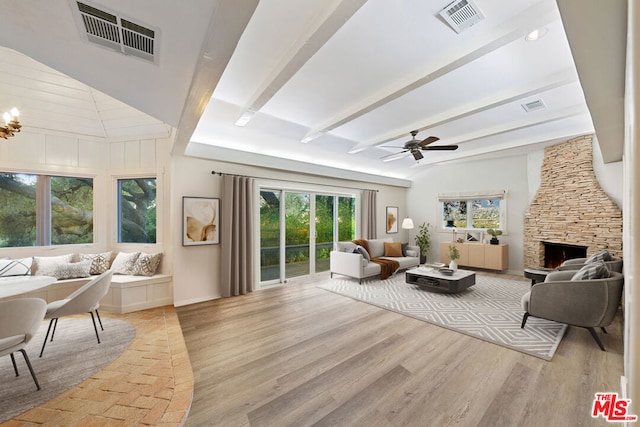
[11,274,173,314]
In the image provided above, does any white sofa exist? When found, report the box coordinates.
[330,238,420,283]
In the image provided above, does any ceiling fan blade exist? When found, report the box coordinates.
[418,136,439,147]
[423,145,458,151]
[381,151,411,162]
[412,150,424,161]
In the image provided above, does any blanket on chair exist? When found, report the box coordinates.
[352,239,400,280]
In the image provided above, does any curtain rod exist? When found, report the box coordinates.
[211,170,378,192]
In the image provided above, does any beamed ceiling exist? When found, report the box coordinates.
[0,0,626,185]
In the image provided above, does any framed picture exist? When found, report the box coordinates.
[466,231,482,242]
[183,197,220,245]
[386,206,398,234]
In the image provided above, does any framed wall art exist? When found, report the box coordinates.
[183,197,220,245]
[386,206,398,234]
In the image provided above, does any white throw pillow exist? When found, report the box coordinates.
[79,251,113,275]
[52,261,92,280]
[0,257,33,276]
[34,254,74,276]
[131,252,162,276]
[111,252,141,275]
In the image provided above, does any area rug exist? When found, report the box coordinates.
[318,273,567,361]
[0,316,135,423]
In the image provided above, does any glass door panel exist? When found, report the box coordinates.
[285,192,310,279]
[315,195,334,273]
[338,196,356,241]
[259,190,280,282]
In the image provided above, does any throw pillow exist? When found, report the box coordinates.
[132,252,163,276]
[384,242,403,257]
[354,245,371,262]
[79,251,113,275]
[401,243,408,256]
[405,249,418,258]
[585,250,613,264]
[0,257,33,276]
[111,252,141,275]
[52,261,91,280]
[34,254,74,276]
[571,261,611,280]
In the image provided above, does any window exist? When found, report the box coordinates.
[0,172,94,247]
[117,178,156,243]
[439,190,506,231]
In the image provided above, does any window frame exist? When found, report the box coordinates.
[115,175,158,245]
[0,171,95,248]
[437,190,508,234]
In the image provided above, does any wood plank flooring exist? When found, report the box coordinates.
[176,272,624,427]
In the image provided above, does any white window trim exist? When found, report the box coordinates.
[437,190,508,234]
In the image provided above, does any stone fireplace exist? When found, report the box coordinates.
[523,135,622,268]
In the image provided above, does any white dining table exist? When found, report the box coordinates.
[0,275,57,299]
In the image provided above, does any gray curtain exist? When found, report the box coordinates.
[361,190,377,239]
[220,175,255,297]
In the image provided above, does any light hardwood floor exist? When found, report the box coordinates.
[176,272,624,427]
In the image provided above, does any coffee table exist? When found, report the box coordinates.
[405,267,475,293]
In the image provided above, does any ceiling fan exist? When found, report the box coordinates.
[380,130,458,162]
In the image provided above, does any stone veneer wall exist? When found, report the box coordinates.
[523,135,623,268]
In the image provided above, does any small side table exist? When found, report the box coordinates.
[523,268,554,286]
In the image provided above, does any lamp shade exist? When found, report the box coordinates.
[401,218,414,229]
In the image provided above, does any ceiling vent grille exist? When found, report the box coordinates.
[439,0,485,34]
[522,99,547,112]
[75,1,157,63]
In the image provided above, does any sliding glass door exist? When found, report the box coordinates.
[259,189,355,285]
[285,192,310,279]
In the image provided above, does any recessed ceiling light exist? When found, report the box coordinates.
[525,27,548,42]
[235,110,256,127]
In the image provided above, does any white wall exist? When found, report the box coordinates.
[170,154,407,306]
[407,155,530,274]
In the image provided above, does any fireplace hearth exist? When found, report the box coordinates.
[543,242,587,269]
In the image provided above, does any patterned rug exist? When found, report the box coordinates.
[318,272,567,360]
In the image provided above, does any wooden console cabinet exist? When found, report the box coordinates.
[440,242,508,271]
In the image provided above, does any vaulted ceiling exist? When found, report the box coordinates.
[0,0,626,184]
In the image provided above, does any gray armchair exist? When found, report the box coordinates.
[521,270,624,351]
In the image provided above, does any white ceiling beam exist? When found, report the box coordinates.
[302,1,561,142]
[350,69,580,153]
[173,0,259,154]
[235,0,369,127]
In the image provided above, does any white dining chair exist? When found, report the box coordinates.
[39,269,113,357]
[0,298,47,390]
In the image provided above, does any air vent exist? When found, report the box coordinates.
[522,99,547,113]
[439,0,485,34]
[75,1,157,63]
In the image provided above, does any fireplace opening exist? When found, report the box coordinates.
[543,242,588,268]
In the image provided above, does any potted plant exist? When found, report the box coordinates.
[414,222,432,264]
[448,245,460,271]
[487,228,502,245]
